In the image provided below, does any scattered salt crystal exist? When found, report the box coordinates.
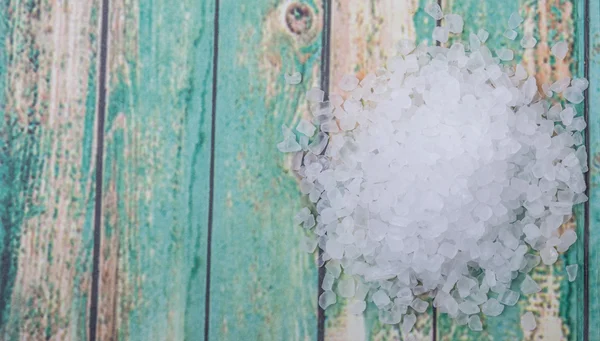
[411,298,429,313]
[445,14,464,34]
[322,273,335,291]
[438,242,458,258]
[325,260,341,278]
[468,315,483,331]
[560,107,575,126]
[477,29,489,43]
[319,290,337,309]
[557,229,577,252]
[277,136,301,153]
[458,301,480,314]
[498,289,520,306]
[497,48,514,61]
[504,29,518,40]
[433,26,449,43]
[306,87,325,102]
[566,264,578,282]
[401,313,417,334]
[397,39,416,55]
[572,78,589,91]
[285,72,302,85]
[550,77,571,93]
[540,247,559,265]
[563,87,585,104]
[296,119,316,137]
[481,298,504,316]
[373,290,391,308]
[337,278,356,297]
[348,300,366,314]
[339,75,359,92]
[301,236,318,253]
[520,34,537,48]
[551,41,569,60]
[521,312,536,331]
[308,132,328,155]
[508,12,523,29]
[425,2,444,20]
[469,33,481,51]
[321,121,339,133]
[520,275,541,294]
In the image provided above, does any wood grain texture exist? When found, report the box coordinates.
[98,0,214,339]
[209,0,323,340]
[588,0,600,339]
[438,0,585,340]
[326,0,435,340]
[0,0,100,339]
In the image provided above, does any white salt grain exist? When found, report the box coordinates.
[319,291,337,309]
[348,300,367,314]
[498,289,520,306]
[572,78,589,91]
[339,75,360,92]
[520,275,541,295]
[401,313,417,334]
[411,298,429,313]
[425,2,444,20]
[373,290,391,308]
[566,264,578,282]
[458,301,480,315]
[285,72,302,85]
[338,278,356,298]
[433,26,449,43]
[397,39,416,55]
[445,14,464,34]
[541,247,559,265]
[296,119,316,137]
[504,29,518,40]
[550,77,571,93]
[520,34,537,48]
[563,87,585,104]
[551,41,569,60]
[497,48,514,61]
[481,298,504,316]
[508,12,523,29]
[521,312,536,331]
[306,87,325,102]
[468,315,483,331]
[322,273,335,291]
[560,107,575,126]
[477,29,489,43]
[277,137,301,153]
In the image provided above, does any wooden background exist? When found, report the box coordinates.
[0,0,597,340]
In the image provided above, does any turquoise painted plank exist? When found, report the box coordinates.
[588,0,600,338]
[438,0,586,340]
[99,0,214,339]
[209,0,322,340]
[0,1,99,339]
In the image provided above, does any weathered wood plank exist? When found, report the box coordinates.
[98,0,214,339]
[325,0,434,339]
[0,1,100,339]
[587,0,600,339]
[438,0,585,339]
[209,1,323,340]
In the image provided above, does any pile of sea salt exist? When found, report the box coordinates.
[278,4,588,333]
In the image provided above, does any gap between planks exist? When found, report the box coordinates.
[89,0,111,339]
